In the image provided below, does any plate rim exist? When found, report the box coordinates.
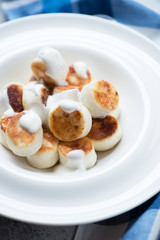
[1,13,160,225]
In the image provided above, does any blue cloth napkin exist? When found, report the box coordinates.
[1,0,160,239]
[121,193,160,240]
[1,0,160,28]
[96,193,160,240]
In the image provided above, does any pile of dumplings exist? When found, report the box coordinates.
[0,47,122,172]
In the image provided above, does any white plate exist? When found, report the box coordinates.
[0,13,160,225]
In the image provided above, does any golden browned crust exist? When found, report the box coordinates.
[31,61,47,79]
[54,85,82,92]
[93,80,119,110]
[58,137,93,156]
[87,115,118,140]
[38,129,57,152]
[31,61,56,90]
[7,112,36,148]
[41,87,49,105]
[7,84,24,112]
[66,65,91,87]
[0,116,12,133]
[49,107,84,141]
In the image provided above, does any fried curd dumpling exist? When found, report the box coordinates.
[66,61,91,87]
[81,80,119,118]
[27,129,59,169]
[23,82,49,127]
[31,47,68,86]
[23,81,49,109]
[6,111,43,157]
[58,137,97,170]
[48,100,92,142]
[87,115,122,151]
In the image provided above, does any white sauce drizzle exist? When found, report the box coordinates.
[58,99,81,114]
[19,111,42,133]
[73,61,88,79]
[66,150,86,171]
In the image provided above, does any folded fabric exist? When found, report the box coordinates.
[75,193,160,240]
[1,0,160,28]
[121,193,160,240]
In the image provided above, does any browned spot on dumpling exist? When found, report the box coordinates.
[58,137,93,156]
[31,61,47,79]
[66,65,91,87]
[0,116,12,133]
[7,84,23,112]
[49,107,85,141]
[87,115,118,140]
[7,112,36,148]
[93,80,119,110]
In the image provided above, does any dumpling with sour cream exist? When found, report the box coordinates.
[58,137,97,170]
[66,61,91,87]
[22,82,49,127]
[6,111,43,156]
[31,47,68,86]
[48,100,92,141]
[23,81,49,109]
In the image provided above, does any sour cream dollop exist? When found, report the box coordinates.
[73,61,88,79]
[19,111,42,133]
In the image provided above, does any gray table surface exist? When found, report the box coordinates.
[0,216,77,240]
